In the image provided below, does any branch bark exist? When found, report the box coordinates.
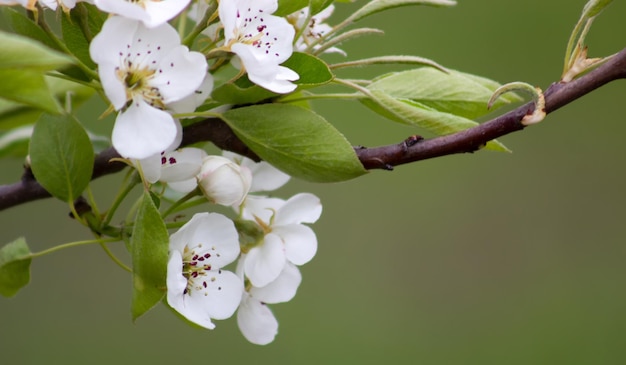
[1,47,625,211]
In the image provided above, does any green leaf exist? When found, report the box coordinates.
[61,4,107,69]
[368,68,521,120]
[0,238,32,298]
[275,0,309,16]
[283,52,333,88]
[582,0,613,18]
[131,191,169,321]
[361,90,509,152]
[349,0,456,23]
[222,104,367,182]
[1,7,60,52]
[0,30,74,71]
[29,114,95,202]
[0,30,76,113]
[0,125,34,158]
[62,12,96,69]
[0,70,61,114]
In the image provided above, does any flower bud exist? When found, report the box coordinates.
[197,156,252,206]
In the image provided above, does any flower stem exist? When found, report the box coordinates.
[161,188,202,219]
[29,237,119,259]
[102,171,140,227]
[99,242,131,272]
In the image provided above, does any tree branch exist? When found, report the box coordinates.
[1,47,625,211]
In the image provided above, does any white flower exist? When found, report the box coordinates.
[289,5,346,56]
[93,0,189,28]
[236,258,302,345]
[242,193,321,287]
[138,147,207,193]
[167,212,243,329]
[219,0,299,93]
[223,151,290,193]
[90,17,207,159]
[197,155,253,206]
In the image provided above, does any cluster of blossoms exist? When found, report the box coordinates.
[162,151,322,344]
[0,0,339,160]
[2,0,338,344]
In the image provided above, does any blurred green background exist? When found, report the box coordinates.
[2,1,626,364]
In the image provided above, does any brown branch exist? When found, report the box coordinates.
[1,47,626,211]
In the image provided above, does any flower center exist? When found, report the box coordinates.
[116,60,165,109]
[181,244,222,295]
[229,8,281,57]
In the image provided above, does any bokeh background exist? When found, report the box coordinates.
[2,1,626,364]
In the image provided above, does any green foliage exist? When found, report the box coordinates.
[276,0,333,16]
[0,238,32,298]
[29,114,95,203]
[0,30,76,114]
[222,104,367,182]
[283,52,334,88]
[130,192,169,321]
[367,68,521,120]
[61,3,107,69]
[1,7,60,51]
[359,68,520,151]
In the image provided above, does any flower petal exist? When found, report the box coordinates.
[194,269,243,320]
[274,224,318,266]
[151,47,208,104]
[244,233,285,287]
[169,212,240,268]
[274,193,322,225]
[240,195,284,223]
[160,147,207,182]
[250,262,301,304]
[166,250,216,329]
[237,292,278,345]
[112,100,178,159]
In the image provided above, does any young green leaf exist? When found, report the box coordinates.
[0,30,74,71]
[275,0,309,16]
[283,52,334,88]
[0,238,32,298]
[362,90,509,152]
[29,114,95,203]
[349,0,456,23]
[61,4,107,69]
[1,7,60,52]
[222,104,367,182]
[367,68,521,120]
[130,191,169,321]
[0,70,61,114]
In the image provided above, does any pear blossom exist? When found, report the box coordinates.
[241,193,321,287]
[218,0,299,93]
[138,147,207,193]
[223,151,290,193]
[90,17,207,159]
[236,258,302,345]
[197,155,253,206]
[167,212,243,329]
[93,0,189,28]
[289,5,346,56]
